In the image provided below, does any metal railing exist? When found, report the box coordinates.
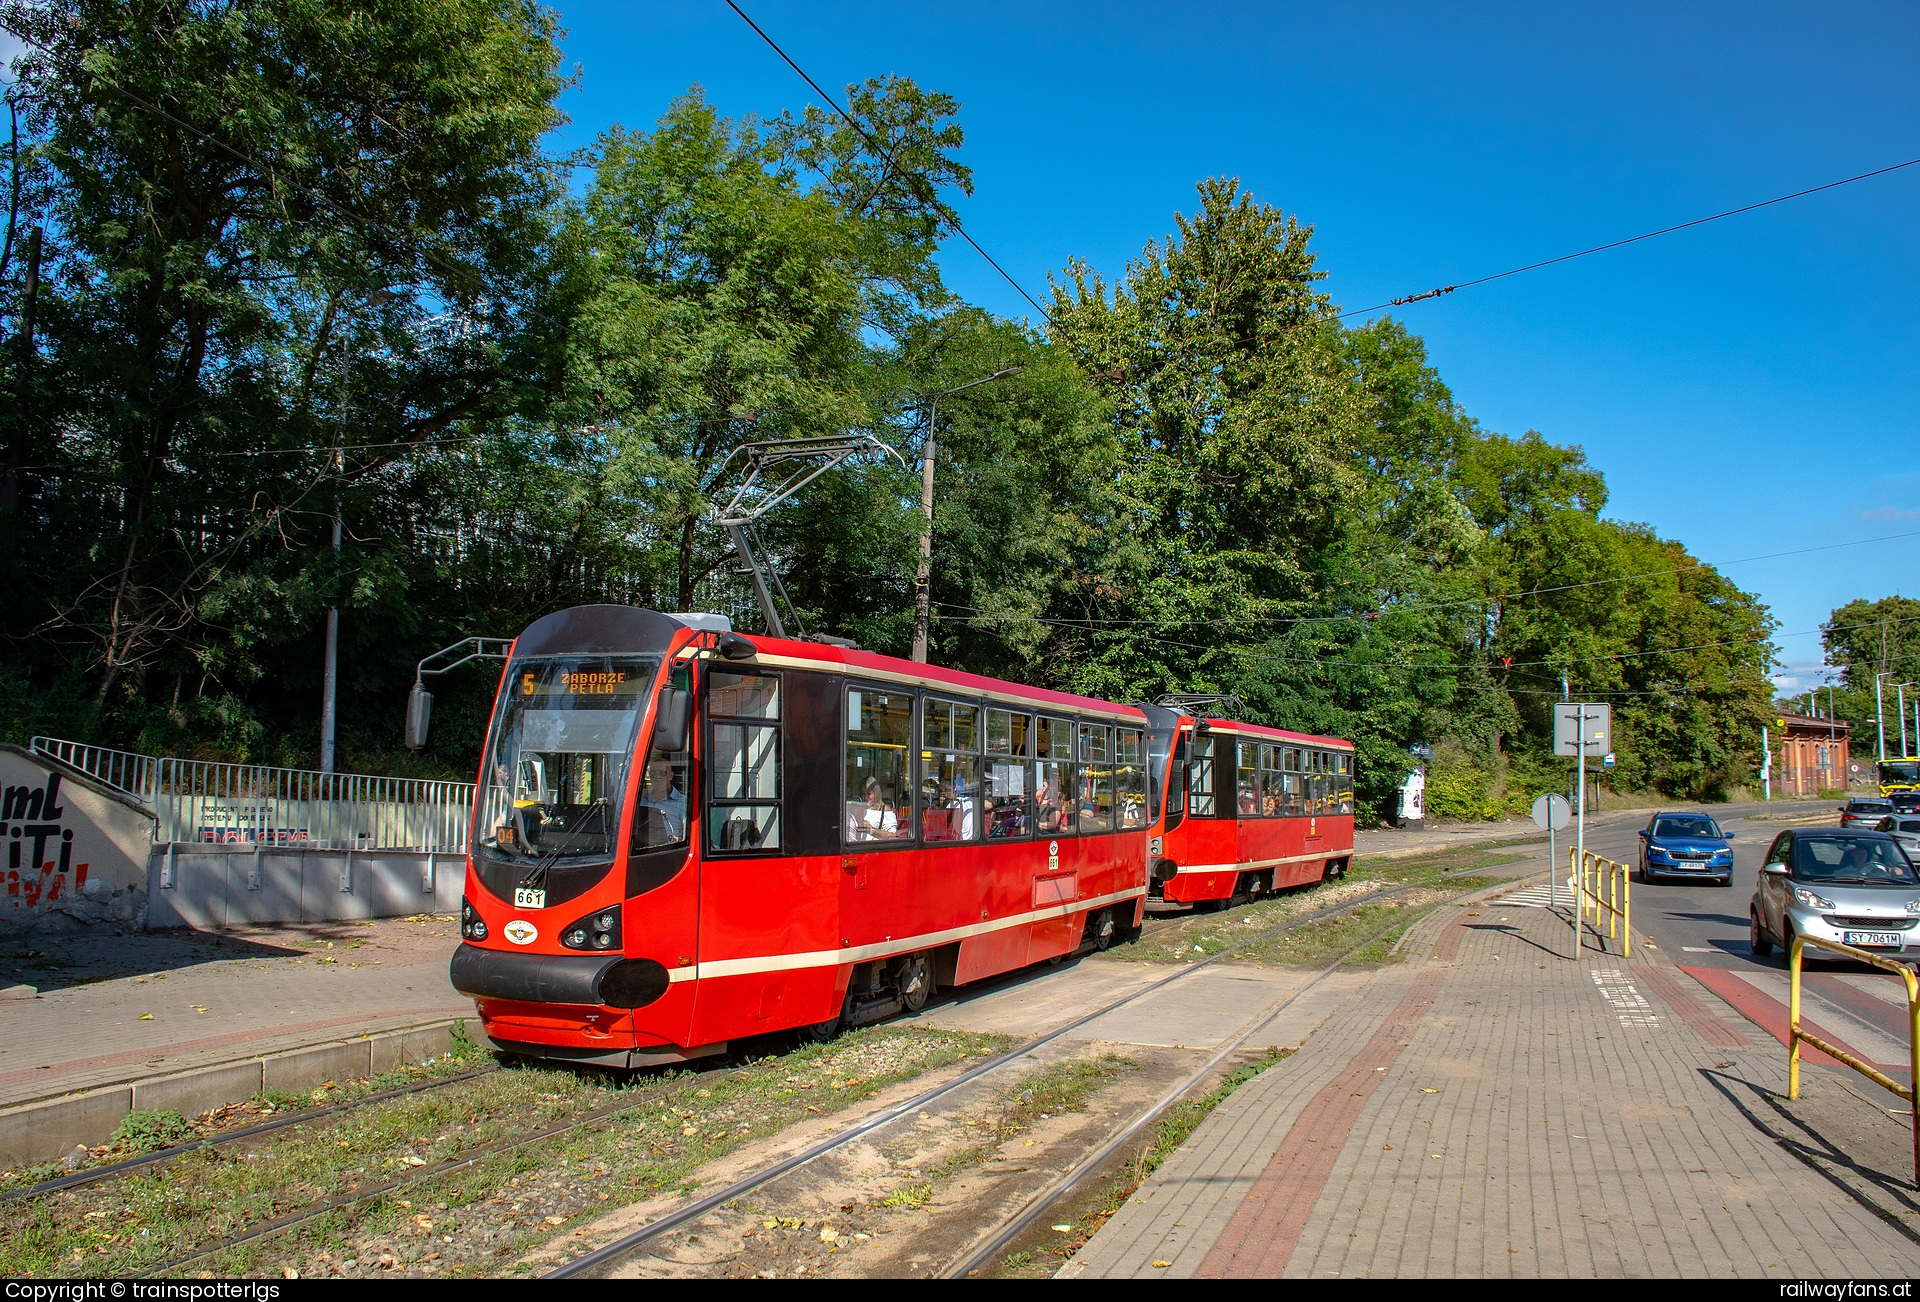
[154,758,475,852]
[1788,934,1920,1187]
[29,737,475,853]
[29,736,157,803]
[1573,847,1632,957]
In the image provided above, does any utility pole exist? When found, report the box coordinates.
[1878,671,1893,762]
[319,444,343,774]
[911,368,1022,664]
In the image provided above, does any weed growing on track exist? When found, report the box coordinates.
[0,1025,1005,1280]
[990,1045,1294,1278]
[1114,845,1525,967]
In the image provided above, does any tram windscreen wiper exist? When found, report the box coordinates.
[518,801,608,890]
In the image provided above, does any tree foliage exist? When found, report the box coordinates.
[0,17,1781,813]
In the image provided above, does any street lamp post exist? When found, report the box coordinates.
[911,367,1023,664]
[1900,683,1917,760]
[1877,670,1898,762]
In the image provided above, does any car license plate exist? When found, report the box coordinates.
[514,887,546,909]
[1842,930,1903,949]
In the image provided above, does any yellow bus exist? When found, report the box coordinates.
[1880,758,1920,796]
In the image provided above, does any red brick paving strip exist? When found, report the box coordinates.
[1678,965,1894,1070]
[1196,968,1443,1278]
[1634,965,1751,1049]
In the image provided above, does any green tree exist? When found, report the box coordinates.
[0,0,568,757]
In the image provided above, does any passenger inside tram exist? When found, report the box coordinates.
[846,775,904,841]
[1035,778,1065,833]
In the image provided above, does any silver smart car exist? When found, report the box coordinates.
[1750,829,1920,961]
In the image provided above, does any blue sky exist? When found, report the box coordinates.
[548,1,1919,695]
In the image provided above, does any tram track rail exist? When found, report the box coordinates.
[142,1057,761,1279]
[29,874,1431,1278]
[545,877,1429,1279]
[1,1064,499,1206]
[941,901,1438,1277]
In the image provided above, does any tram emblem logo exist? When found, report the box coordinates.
[1048,839,1059,871]
[503,920,538,945]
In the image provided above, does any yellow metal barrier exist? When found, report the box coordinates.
[1572,847,1632,957]
[1788,933,1920,1187]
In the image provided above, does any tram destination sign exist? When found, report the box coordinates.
[1551,703,1612,758]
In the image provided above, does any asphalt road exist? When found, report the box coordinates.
[1559,799,1917,1068]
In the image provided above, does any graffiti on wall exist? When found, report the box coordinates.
[2,772,88,907]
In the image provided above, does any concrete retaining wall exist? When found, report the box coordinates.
[0,1017,480,1169]
[0,745,153,932]
[145,843,464,929]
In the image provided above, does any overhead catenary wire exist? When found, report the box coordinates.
[720,0,1054,325]
[935,526,1920,631]
[1340,156,1920,319]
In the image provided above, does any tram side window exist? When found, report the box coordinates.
[1283,747,1305,816]
[1235,742,1259,817]
[1336,752,1354,813]
[1258,744,1282,817]
[1035,715,1076,835]
[1115,728,1148,829]
[985,707,1033,840]
[1077,723,1115,834]
[1189,734,1217,817]
[922,698,983,844]
[707,670,781,853]
[633,662,693,852]
[845,687,914,845]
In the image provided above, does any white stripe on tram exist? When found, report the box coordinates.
[1173,850,1344,875]
[664,886,1148,983]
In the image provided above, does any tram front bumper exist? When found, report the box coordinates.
[449,944,671,1009]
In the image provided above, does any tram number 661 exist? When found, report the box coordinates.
[514,887,547,909]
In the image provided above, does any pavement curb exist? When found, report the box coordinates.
[0,1015,482,1170]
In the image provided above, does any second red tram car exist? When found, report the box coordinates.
[1143,700,1356,909]
[450,606,1161,1066]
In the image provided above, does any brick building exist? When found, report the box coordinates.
[1773,712,1851,796]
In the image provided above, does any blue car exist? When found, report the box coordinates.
[1638,811,1735,884]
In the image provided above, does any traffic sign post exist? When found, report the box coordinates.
[1531,792,1573,951]
[1554,704,1612,959]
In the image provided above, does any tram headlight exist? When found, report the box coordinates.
[561,905,622,952]
[469,919,488,941]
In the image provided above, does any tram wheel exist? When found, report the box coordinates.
[1090,909,1117,952]
[896,952,933,1013]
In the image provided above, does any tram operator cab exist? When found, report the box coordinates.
[448,605,1154,1067]
[1143,705,1356,911]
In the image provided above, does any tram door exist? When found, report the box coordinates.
[624,659,701,1047]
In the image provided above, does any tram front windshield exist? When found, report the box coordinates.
[479,656,660,865]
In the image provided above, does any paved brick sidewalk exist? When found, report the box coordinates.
[0,915,467,1108]
[1064,886,1920,1278]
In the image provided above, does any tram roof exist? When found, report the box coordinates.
[1197,717,1355,750]
[734,632,1150,725]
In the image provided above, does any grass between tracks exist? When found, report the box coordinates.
[0,1025,1006,1280]
[0,1026,495,1195]
[992,1044,1295,1278]
[1116,843,1528,968]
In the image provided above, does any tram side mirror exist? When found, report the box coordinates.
[405,684,433,750]
[652,686,691,754]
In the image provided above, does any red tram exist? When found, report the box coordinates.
[1142,699,1356,909]
[450,606,1160,1066]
